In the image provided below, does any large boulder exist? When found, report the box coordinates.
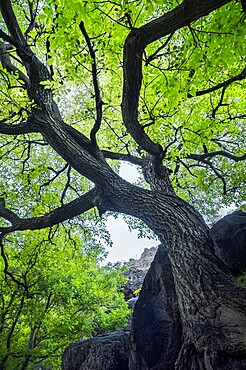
[210,210,246,272]
[62,331,129,370]
[128,244,182,370]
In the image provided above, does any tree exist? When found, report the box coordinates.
[0,227,129,369]
[0,0,245,368]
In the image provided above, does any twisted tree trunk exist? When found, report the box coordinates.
[99,170,246,369]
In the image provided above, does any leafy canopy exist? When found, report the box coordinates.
[0,0,245,215]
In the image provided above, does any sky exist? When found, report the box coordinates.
[104,215,158,263]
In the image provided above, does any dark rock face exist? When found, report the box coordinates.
[62,331,129,370]
[128,244,182,370]
[210,211,246,272]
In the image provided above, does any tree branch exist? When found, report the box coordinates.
[189,65,246,97]
[187,151,246,162]
[0,119,38,135]
[121,0,231,160]
[79,21,102,146]
[0,42,29,86]
[62,121,101,159]
[122,29,163,158]
[0,198,21,225]
[24,0,38,37]
[202,159,227,194]
[0,235,26,292]
[102,150,143,166]
[0,0,26,45]
[140,0,231,44]
[145,32,174,66]
[0,29,20,48]
[212,85,228,118]
[0,188,99,233]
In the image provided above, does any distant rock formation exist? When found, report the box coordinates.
[124,246,157,300]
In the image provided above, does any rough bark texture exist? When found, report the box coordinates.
[128,244,182,370]
[62,331,129,370]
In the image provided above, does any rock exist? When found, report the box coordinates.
[210,210,246,272]
[127,296,139,309]
[128,244,182,370]
[124,246,157,299]
[62,331,129,370]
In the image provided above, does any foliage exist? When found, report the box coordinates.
[7,0,244,215]
[236,272,246,287]
[133,287,142,296]
[0,1,244,219]
[0,227,130,369]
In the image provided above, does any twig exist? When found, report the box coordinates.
[188,65,246,98]
[145,33,174,66]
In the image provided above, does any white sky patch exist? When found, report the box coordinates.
[119,162,139,182]
[104,215,159,263]
[219,204,236,217]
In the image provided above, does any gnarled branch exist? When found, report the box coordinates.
[121,0,231,160]
[0,188,99,234]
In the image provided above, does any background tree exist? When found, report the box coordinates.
[0,226,129,369]
[0,0,245,369]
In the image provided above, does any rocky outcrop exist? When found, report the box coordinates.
[62,331,129,370]
[124,246,157,299]
[210,210,246,272]
[128,244,182,370]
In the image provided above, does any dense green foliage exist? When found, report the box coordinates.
[0,0,244,215]
[0,227,129,369]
